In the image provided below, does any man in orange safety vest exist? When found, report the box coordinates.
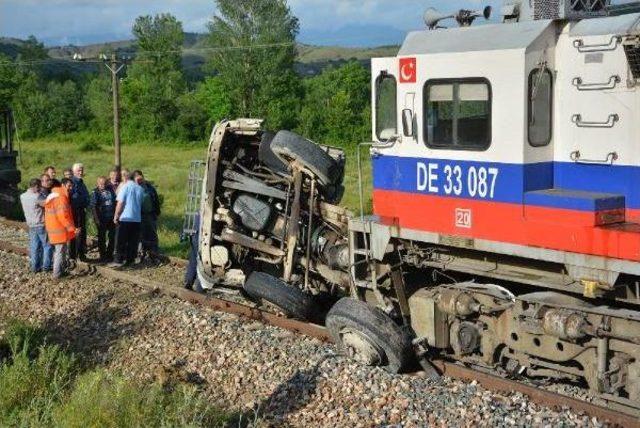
[44,178,80,279]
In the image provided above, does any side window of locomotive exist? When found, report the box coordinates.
[375,73,397,140]
[528,68,552,147]
[424,79,491,151]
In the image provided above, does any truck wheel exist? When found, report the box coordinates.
[258,131,289,175]
[244,271,319,321]
[270,130,339,186]
[326,298,414,373]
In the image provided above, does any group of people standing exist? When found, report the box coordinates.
[19,164,161,279]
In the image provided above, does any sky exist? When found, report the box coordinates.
[0,0,496,47]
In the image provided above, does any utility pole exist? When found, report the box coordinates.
[104,54,126,172]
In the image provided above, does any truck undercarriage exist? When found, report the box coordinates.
[196,119,351,320]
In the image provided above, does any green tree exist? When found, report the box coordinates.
[13,73,48,138]
[13,75,88,138]
[85,74,112,131]
[122,13,186,139]
[174,76,232,141]
[298,61,371,147]
[194,76,232,127]
[45,80,89,133]
[0,54,19,108]
[207,0,301,129]
[18,36,48,61]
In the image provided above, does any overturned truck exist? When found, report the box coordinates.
[195,119,352,321]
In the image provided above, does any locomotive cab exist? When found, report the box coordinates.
[369,13,640,294]
[326,4,640,414]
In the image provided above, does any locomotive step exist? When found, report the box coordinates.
[524,188,625,226]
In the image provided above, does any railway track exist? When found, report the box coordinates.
[0,218,637,427]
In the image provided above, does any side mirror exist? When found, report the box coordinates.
[402,108,414,137]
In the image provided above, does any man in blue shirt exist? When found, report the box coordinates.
[70,162,90,261]
[111,169,144,267]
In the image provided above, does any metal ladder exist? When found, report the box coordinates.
[181,160,206,240]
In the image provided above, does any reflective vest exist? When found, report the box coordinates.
[44,186,76,245]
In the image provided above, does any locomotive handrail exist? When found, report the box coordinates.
[570,150,618,165]
[356,138,398,264]
[571,75,621,91]
[573,36,622,53]
[357,138,398,220]
[571,113,619,128]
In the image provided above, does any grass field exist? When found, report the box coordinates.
[19,134,208,258]
[0,319,230,427]
[18,133,372,258]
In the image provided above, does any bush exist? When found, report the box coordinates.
[0,321,75,427]
[79,140,102,153]
[55,371,228,428]
[0,319,48,360]
[0,320,230,427]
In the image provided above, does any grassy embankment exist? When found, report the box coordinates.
[0,319,230,426]
[18,134,372,258]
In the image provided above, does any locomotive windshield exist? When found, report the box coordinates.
[375,73,397,140]
[425,79,491,150]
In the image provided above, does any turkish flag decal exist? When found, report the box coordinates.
[399,57,416,83]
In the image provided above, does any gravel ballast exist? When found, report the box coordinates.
[0,223,602,427]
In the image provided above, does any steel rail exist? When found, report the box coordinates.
[0,220,637,427]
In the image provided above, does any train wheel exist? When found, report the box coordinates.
[244,271,320,321]
[326,298,414,373]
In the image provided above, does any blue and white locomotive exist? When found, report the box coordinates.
[332,0,640,414]
[197,0,640,415]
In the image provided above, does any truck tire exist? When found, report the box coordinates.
[326,297,414,373]
[258,131,289,175]
[244,271,319,321]
[270,130,339,186]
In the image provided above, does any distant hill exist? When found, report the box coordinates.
[1,34,400,79]
[0,37,27,60]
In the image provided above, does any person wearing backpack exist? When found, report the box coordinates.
[135,170,161,261]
